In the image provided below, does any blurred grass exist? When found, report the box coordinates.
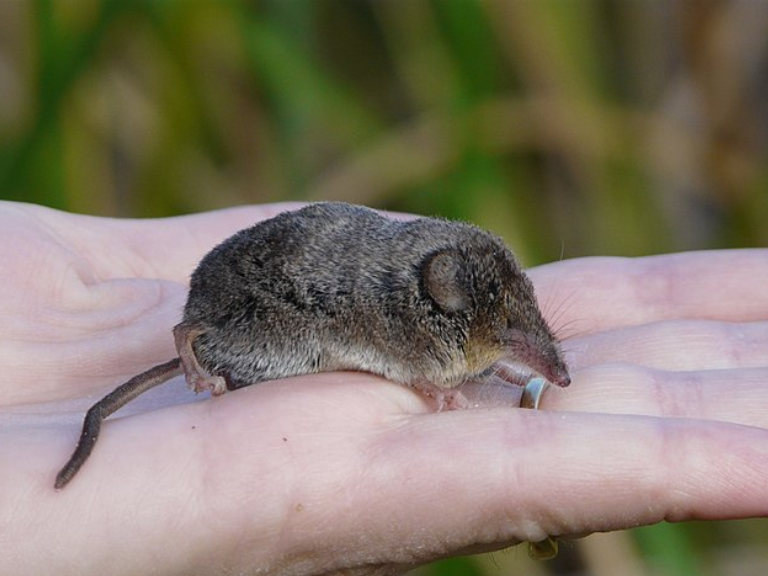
[1,1,766,574]
[3,0,766,261]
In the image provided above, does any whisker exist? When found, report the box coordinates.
[539,287,580,341]
[552,318,588,341]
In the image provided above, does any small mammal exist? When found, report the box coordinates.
[55,202,570,489]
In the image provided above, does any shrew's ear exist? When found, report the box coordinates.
[422,249,468,313]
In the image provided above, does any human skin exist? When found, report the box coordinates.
[0,200,767,576]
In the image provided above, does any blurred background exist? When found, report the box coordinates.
[1,0,766,574]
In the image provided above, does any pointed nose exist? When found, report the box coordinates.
[548,363,571,387]
[501,329,571,388]
[553,372,571,387]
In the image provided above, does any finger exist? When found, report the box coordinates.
[242,392,768,566]
[378,409,768,554]
[24,202,304,283]
[564,319,768,372]
[543,363,768,430]
[15,375,768,574]
[530,249,768,333]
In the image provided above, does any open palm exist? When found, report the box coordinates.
[2,201,767,576]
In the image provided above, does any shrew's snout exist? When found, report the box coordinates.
[503,329,571,388]
[545,361,571,388]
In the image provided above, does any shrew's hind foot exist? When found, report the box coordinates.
[173,323,227,396]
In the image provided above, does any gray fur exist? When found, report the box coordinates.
[181,202,568,390]
[55,202,570,489]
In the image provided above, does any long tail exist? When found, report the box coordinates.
[54,358,183,489]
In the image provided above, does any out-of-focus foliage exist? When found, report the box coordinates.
[1,0,767,264]
[1,1,766,574]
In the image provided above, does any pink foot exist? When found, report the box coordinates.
[412,381,470,411]
[173,323,227,396]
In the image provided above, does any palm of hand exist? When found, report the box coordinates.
[2,201,767,576]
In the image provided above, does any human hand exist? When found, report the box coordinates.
[1,201,766,576]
